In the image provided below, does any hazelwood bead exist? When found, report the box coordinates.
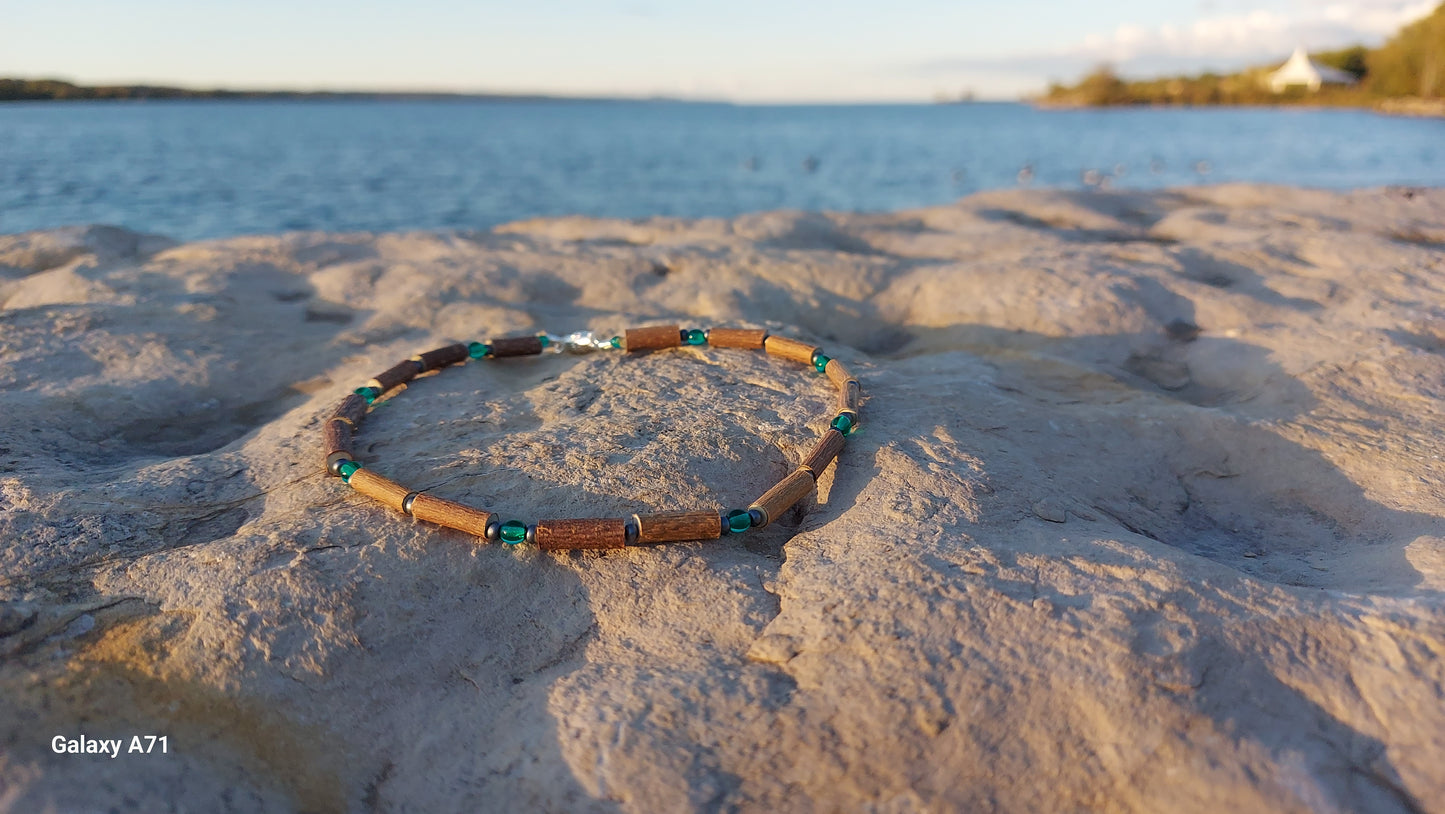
[409,494,496,539]
[323,418,352,456]
[489,336,545,357]
[370,359,422,392]
[332,394,368,426]
[346,469,412,512]
[764,335,822,366]
[536,518,627,551]
[801,429,847,478]
[413,343,469,372]
[625,324,683,352]
[824,359,856,390]
[632,511,724,544]
[748,469,816,528]
[838,380,861,413]
[707,328,768,349]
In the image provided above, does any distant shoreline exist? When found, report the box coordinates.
[1032,97,1445,118]
[1037,5,1444,119]
[0,78,690,105]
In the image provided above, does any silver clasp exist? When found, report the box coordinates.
[543,331,618,354]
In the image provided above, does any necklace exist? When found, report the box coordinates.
[322,325,860,550]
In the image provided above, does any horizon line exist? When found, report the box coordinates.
[0,76,1027,106]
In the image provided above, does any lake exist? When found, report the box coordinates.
[1,100,1441,241]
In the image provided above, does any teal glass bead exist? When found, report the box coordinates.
[830,413,856,435]
[354,386,379,405]
[610,336,623,349]
[338,460,362,482]
[813,354,831,373]
[468,341,490,360]
[726,509,752,534]
[537,334,550,348]
[683,329,706,346]
[499,520,527,545]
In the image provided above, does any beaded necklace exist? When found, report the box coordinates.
[322,325,860,550]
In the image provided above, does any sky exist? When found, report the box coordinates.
[0,0,1436,102]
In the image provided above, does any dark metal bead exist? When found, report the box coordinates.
[326,451,354,477]
[624,519,639,545]
[402,492,420,515]
[748,508,766,528]
[524,524,537,544]
[485,519,501,541]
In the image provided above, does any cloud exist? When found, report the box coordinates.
[1074,0,1436,64]
[920,0,1437,84]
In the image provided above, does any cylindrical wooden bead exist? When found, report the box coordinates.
[323,418,352,456]
[824,359,856,390]
[764,335,821,366]
[489,336,545,357]
[800,429,846,478]
[748,469,816,528]
[707,328,768,349]
[332,394,368,426]
[625,324,682,352]
[633,511,723,544]
[369,359,421,392]
[536,518,627,551]
[413,343,469,372]
[838,380,861,413]
[410,494,496,539]
[347,469,411,512]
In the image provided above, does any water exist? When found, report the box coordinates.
[1,100,1441,241]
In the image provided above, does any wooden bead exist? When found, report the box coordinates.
[625,324,682,352]
[369,359,421,392]
[536,518,627,551]
[323,418,352,456]
[707,328,768,349]
[838,380,861,413]
[633,511,723,544]
[764,335,821,366]
[347,469,411,512]
[748,469,816,528]
[800,429,846,478]
[332,394,368,426]
[409,494,495,539]
[412,343,469,372]
[824,359,856,390]
[489,335,545,357]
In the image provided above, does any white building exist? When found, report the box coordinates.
[1268,46,1359,93]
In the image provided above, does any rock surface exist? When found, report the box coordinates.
[1,186,1443,812]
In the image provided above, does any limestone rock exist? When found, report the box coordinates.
[2,186,1443,812]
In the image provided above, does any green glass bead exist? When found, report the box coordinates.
[353,386,379,405]
[813,354,831,373]
[338,460,362,482]
[726,509,752,534]
[537,334,550,348]
[468,341,490,360]
[830,413,856,435]
[683,329,706,346]
[610,336,623,349]
[499,520,527,545]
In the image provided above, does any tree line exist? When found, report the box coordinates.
[0,79,594,104]
[1043,2,1443,108]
